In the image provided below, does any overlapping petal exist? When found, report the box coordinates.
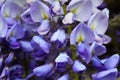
[30,0,50,22]
[92,68,118,80]
[33,63,54,77]
[72,60,86,72]
[31,36,50,53]
[88,11,108,34]
[67,0,92,22]
[70,23,95,45]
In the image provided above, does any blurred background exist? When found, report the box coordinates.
[104,0,120,55]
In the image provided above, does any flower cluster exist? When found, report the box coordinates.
[0,0,119,80]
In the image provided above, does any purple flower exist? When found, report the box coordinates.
[0,67,9,80]
[92,54,120,70]
[51,1,61,15]
[62,12,74,24]
[77,43,92,64]
[55,52,73,72]
[20,41,34,52]
[67,0,92,22]
[37,19,50,35]
[1,0,24,19]
[72,60,86,72]
[51,29,67,48]
[31,36,50,53]
[92,68,118,80]
[9,65,24,79]
[5,52,14,65]
[33,63,54,77]
[30,0,50,22]
[6,24,25,40]
[70,23,95,45]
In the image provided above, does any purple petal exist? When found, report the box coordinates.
[1,1,23,18]
[5,52,14,65]
[20,41,34,52]
[72,60,86,72]
[21,8,34,24]
[55,52,73,64]
[31,36,50,53]
[9,37,20,49]
[88,11,108,34]
[33,49,47,60]
[91,56,105,70]
[51,29,67,44]
[62,12,74,24]
[51,1,61,14]
[0,15,8,37]
[92,68,118,80]
[30,0,50,22]
[70,23,95,45]
[104,54,119,69]
[57,74,69,80]
[77,43,92,64]
[5,18,17,27]
[56,62,67,72]
[33,63,54,77]
[94,43,106,56]
[6,24,25,40]
[0,67,9,79]
[37,20,50,35]
[67,0,92,22]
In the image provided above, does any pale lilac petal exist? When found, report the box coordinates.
[57,74,69,80]
[37,20,50,35]
[88,11,108,34]
[95,34,111,44]
[70,23,95,45]
[51,1,61,14]
[104,54,119,69]
[62,12,74,24]
[51,29,67,44]
[6,24,25,40]
[33,63,54,77]
[0,15,8,37]
[73,60,86,72]
[92,68,118,80]
[74,0,92,22]
[67,0,92,22]
[1,1,23,18]
[30,0,50,22]
[31,36,50,53]
[91,0,103,7]
[55,52,73,64]
[20,41,34,52]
